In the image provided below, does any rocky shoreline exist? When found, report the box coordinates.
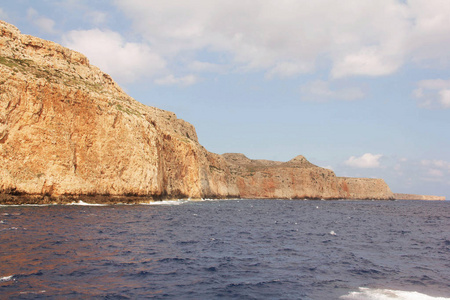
[1,193,444,206]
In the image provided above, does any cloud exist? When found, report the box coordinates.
[154,74,198,86]
[34,18,56,34]
[331,47,403,78]
[300,80,365,102]
[0,8,8,20]
[85,11,107,26]
[266,62,312,79]
[408,0,450,67]
[187,61,226,73]
[62,29,166,83]
[27,8,57,34]
[344,153,383,168]
[421,159,450,171]
[427,169,444,177]
[419,159,450,182]
[26,7,37,18]
[439,89,450,108]
[413,79,450,109]
[113,0,450,80]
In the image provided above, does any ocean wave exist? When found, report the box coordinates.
[340,287,450,300]
[0,227,18,231]
[68,200,109,206]
[0,275,14,282]
[0,204,55,207]
[19,290,46,295]
[140,200,189,206]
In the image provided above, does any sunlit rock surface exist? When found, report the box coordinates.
[0,21,402,203]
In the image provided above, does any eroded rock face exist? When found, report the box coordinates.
[0,21,395,203]
[393,193,445,201]
[337,177,394,200]
[222,153,394,200]
[0,20,238,200]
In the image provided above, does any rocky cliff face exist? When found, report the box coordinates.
[222,153,394,200]
[0,21,395,203]
[337,177,394,200]
[0,20,238,202]
[393,193,445,201]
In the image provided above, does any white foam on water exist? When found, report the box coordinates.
[141,200,188,206]
[69,200,108,206]
[0,204,54,207]
[0,275,14,282]
[340,287,450,300]
[201,198,218,201]
[19,290,46,295]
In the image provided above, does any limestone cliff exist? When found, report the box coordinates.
[337,177,394,200]
[0,20,396,203]
[0,20,238,202]
[393,193,445,201]
[222,153,394,200]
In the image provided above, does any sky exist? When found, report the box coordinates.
[1,0,449,199]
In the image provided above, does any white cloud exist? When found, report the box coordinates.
[266,62,312,79]
[413,79,450,109]
[407,0,450,67]
[62,29,166,83]
[439,89,450,108]
[421,159,450,170]
[114,0,410,78]
[154,74,198,86]
[27,8,57,34]
[300,80,365,102]
[420,159,450,182]
[0,8,8,20]
[85,11,107,26]
[331,47,403,78]
[188,61,226,73]
[35,17,56,34]
[344,153,383,168]
[427,169,444,177]
[113,0,450,80]
[46,1,450,85]
[26,7,37,18]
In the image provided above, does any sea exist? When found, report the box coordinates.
[0,199,449,299]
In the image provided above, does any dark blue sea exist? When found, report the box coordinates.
[1,199,449,299]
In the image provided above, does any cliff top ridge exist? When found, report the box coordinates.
[222,153,318,169]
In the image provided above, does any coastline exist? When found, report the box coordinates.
[2,194,437,206]
[0,21,445,203]
[394,193,446,201]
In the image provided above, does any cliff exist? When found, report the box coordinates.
[222,154,393,200]
[394,193,445,201]
[0,20,396,203]
[0,20,238,203]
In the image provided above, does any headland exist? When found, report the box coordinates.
[0,21,444,204]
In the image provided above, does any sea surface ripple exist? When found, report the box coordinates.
[1,199,449,299]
